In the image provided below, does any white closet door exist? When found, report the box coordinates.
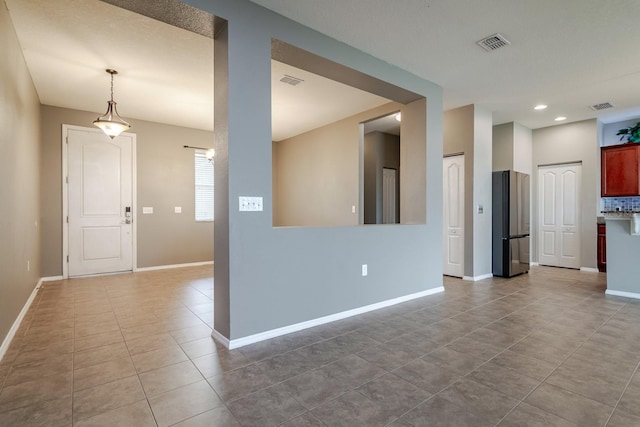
[538,164,581,269]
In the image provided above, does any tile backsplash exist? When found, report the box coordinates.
[602,197,640,211]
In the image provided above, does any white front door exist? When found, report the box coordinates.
[66,126,134,277]
[538,163,581,269]
[382,168,397,224]
[443,155,464,277]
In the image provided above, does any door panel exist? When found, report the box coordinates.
[542,172,556,227]
[68,127,133,277]
[448,235,462,264]
[542,231,555,256]
[443,155,464,277]
[562,171,578,226]
[538,164,581,269]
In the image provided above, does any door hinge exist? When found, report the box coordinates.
[65,136,68,144]
[66,216,69,223]
[66,176,69,184]
[66,255,69,262]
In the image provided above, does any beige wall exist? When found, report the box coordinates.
[513,122,532,175]
[492,123,514,171]
[400,98,427,225]
[40,106,214,276]
[444,105,493,278]
[532,119,598,268]
[364,131,400,224]
[444,105,475,277]
[363,132,379,224]
[492,122,532,174]
[273,102,405,227]
[0,2,42,347]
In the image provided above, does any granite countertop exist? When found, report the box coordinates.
[602,211,640,235]
[601,211,640,218]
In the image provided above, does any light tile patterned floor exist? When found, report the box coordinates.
[0,266,639,426]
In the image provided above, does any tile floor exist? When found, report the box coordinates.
[0,266,639,426]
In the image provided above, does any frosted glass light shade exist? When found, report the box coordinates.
[93,100,130,139]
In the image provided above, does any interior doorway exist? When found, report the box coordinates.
[538,163,582,269]
[443,154,465,277]
[63,125,136,277]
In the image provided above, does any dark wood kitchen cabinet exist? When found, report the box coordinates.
[597,223,606,272]
[601,143,640,197]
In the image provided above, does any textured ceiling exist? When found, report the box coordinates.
[5,0,397,137]
[10,0,640,134]
[5,0,215,131]
[251,0,640,129]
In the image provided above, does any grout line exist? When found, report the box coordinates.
[372,275,622,425]
[603,354,640,426]
[242,273,579,423]
[3,267,629,426]
[111,284,161,427]
[494,301,627,425]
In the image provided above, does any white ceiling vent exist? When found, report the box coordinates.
[280,74,304,86]
[476,33,511,52]
[590,102,615,111]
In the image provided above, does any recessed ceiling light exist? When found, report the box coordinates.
[534,104,548,110]
[555,116,567,121]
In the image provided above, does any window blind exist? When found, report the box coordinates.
[195,152,214,221]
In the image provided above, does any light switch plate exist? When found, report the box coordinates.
[143,207,153,214]
[239,196,263,212]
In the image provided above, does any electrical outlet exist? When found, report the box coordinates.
[477,204,484,214]
[362,264,368,276]
[143,207,153,214]
[174,206,182,213]
[351,205,356,214]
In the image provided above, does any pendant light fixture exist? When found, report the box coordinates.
[93,69,130,139]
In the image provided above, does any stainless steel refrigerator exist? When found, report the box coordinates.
[492,170,530,277]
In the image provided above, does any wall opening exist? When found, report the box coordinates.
[271,40,426,227]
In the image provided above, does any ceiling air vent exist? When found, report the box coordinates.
[476,33,511,52]
[590,102,615,111]
[280,75,304,86]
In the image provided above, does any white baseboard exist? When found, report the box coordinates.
[41,276,64,282]
[210,328,230,348]
[135,261,213,272]
[530,262,540,266]
[462,273,493,282]
[580,267,599,273]
[605,289,640,300]
[212,286,445,350]
[0,279,41,363]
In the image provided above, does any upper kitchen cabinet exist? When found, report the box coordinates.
[601,144,640,197]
